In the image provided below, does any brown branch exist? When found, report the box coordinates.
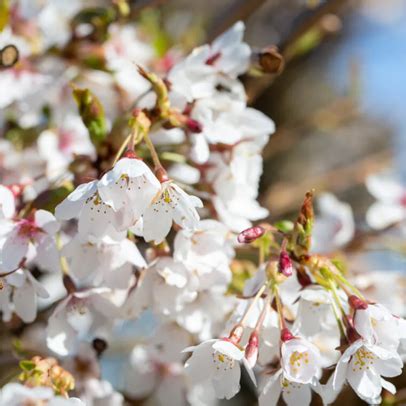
[246,0,350,103]
[206,0,268,43]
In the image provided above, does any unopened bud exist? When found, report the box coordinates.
[296,267,312,287]
[237,225,265,244]
[348,295,368,310]
[186,118,202,133]
[228,324,244,344]
[278,250,293,277]
[245,331,259,368]
[7,183,24,198]
[281,328,294,342]
[258,46,285,75]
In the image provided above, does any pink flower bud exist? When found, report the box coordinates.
[348,295,368,310]
[186,118,202,133]
[245,331,259,368]
[237,226,265,244]
[280,328,294,342]
[278,250,293,277]
[7,183,24,198]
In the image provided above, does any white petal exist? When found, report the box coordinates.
[366,202,404,230]
[1,229,29,271]
[0,185,15,219]
[35,210,60,234]
[13,280,37,322]
[212,340,244,361]
[55,180,98,220]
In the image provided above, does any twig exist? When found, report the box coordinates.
[206,0,268,42]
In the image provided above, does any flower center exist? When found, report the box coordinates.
[212,351,235,371]
[289,351,310,374]
[17,219,39,238]
[352,348,376,372]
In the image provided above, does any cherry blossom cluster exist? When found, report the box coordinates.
[0,1,405,405]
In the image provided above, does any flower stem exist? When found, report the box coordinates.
[254,294,271,332]
[144,132,163,171]
[273,285,286,330]
[112,133,132,166]
[239,284,267,326]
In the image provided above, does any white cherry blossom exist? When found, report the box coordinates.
[0,209,60,273]
[184,338,253,400]
[366,171,406,229]
[98,157,160,230]
[0,268,49,322]
[293,287,336,337]
[330,339,403,404]
[0,383,84,405]
[281,337,322,384]
[55,181,125,243]
[259,369,323,406]
[174,219,233,289]
[354,303,406,350]
[62,235,145,289]
[141,181,203,244]
[312,193,355,253]
[47,288,122,356]
[122,257,197,319]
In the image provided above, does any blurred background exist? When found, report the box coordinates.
[1,0,406,404]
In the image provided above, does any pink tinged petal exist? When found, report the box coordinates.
[258,370,283,406]
[13,280,37,322]
[34,210,59,234]
[1,229,29,271]
[0,185,15,219]
[55,180,98,220]
[34,234,60,272]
